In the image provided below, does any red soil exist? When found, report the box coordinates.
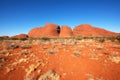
[0,39,120,80]
[73,24,118,36]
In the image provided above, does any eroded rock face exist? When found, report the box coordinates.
[28,27,45,38]
[12,34,28,38]
[59,26,73,37]
[28,23,60,38]
[28,23,118,38]
[43,23,60,37]
[73,24,117,36]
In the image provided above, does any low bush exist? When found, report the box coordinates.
[116,34,120,42]
[98,38,105,43]
[0,37,4,40]
[20,44,31,49]
[75,36,83,40]
[19,38,28,41]
[40,37,50,41]
[4,43,19,50]
[10,37,19,40]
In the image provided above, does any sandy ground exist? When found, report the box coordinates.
[0,39,120,80]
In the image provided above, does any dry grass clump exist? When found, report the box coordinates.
[34,40,42,45]
[1,40,32,50]
[25,64,39,76]
[58,39,76,46]
[89,52,102,60]
[46,49,57,54]
[2,41,19,50]
[38,70,60,80]
[86,73,104,80]
[11,58,28,66]
[98,38,105,43]
[5,43,19,50]
[20,44,31,49]
[0,57,7,68]
[109,53,120,63]
[73,52,80,57]
[5,66,15,73]
[75,36,83,40]
[69,40,77,46]
[25,62,41,80]
[96,46,104,50]
[24,74,35,80]
[40,37,50,41]
[116,34,120,42]
[21,49,33,55]
[60,39,67,46]
[0,57,7,62]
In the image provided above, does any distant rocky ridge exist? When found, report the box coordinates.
[11,34,28,39]
[0,34,28,39]
[1,23,118,38]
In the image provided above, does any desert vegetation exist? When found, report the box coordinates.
[0,36,120,80]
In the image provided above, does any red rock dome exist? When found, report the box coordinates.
[28,27,45,38]
[59,26,73,37]
[73,24,118,36]
[28,23,60,38]
[43,23,60,37]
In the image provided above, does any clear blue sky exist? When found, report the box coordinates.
[0,0,120,36]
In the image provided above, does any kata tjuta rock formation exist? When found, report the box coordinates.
[73,24,118,36]
[11,34,28,38]
[59,26,73,37]
[28,23,60,38]
[28,27,45,38]
[43,23,60,37]
[28,23,118,38]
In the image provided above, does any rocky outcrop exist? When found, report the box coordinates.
[28,23,118,38]
[73,24,118,36]
[28,27,45,38]
[12,34,28,38]
[28,23,60,38]
[43,23,60,37]
[59,26,73,37]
